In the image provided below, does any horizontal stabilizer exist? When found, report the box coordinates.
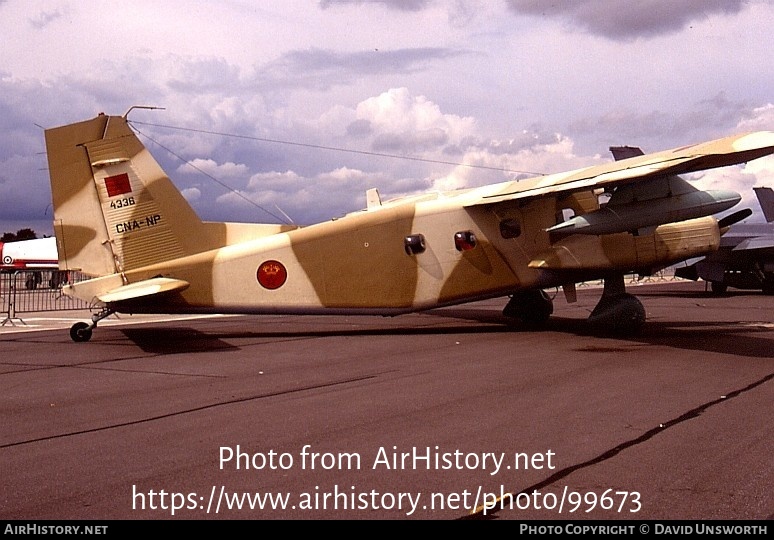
[732,237,774,251]
[97,277,190,303]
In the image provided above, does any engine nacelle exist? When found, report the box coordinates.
[529,216,721,271]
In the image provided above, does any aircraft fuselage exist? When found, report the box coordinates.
[75,192,720,315]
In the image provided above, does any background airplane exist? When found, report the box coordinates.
[44,111,774,341]
[674,186,774,294]
[0,236,58,271]
[0,236,67,289]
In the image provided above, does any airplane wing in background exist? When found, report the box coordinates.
[731,236,774,251]
[675,184,774,295]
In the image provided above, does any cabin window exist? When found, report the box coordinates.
[454,231,477,251]
[556,207,575,224]
[499,218,522,239]
[404,234,426,255]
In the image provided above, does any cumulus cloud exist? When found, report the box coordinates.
[351,88,476,153]
[181,187,202,203]
[177,158,250,179]
[218,167,386,224]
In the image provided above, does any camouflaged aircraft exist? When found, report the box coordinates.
[675,186,774,294]
[44,110,774,341]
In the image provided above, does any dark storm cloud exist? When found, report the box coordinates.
[346,119,373,137]
[505,0,746,40]
[256,47,468,92]
[319,0,431,11]
[372,127,449,153]
[0,79,91,237]
[167,58,243,94]
[567,91,755,154]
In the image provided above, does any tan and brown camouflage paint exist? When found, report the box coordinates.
[44,114,773,315]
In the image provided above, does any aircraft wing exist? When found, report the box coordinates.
[464,131,774,207]
[96,277,190,304]
[732,236,774,251]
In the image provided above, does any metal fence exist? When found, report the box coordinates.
[1,267,687,326]
[1,270,91,325]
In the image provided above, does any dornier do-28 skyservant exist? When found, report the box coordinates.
[43,110,774,341]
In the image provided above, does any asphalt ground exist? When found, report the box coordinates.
[1,280,772,520]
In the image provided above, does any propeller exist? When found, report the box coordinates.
[718,208,752,229]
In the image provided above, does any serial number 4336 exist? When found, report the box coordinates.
[110,197,136,209]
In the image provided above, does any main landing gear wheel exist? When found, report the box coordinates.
[587,274,646,336]
[710,281,728,295]
[761,273,774,295]
[503,289,554,326]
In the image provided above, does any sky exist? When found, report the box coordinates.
[1,0,773,237]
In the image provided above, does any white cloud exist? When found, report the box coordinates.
[177,158,249,179]
[181,187,202,203]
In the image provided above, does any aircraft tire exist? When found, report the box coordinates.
[70,322,93,342]
[710,281,728,295]
[587,293,646,336]
[503,289,553,326]
[762,273,774,295]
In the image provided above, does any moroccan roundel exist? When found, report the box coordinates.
[257,260,287,290]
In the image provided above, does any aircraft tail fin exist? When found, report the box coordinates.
[45,113,217,276]
[609,145,645,161]
[753,186,774,222]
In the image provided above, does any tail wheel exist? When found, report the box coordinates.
[70,322,93,342]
